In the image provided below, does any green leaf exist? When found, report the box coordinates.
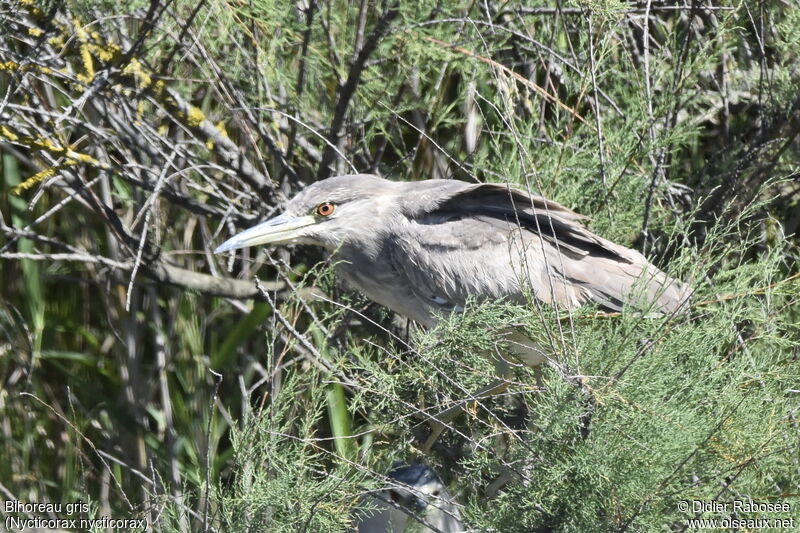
[212,302,272,368]
[326,382,356,462]
[39,350,97,365]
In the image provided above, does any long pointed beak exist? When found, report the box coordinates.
[214,213,316,253]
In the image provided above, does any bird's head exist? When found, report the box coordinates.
[385,463,448,514]
[214,174,397,254]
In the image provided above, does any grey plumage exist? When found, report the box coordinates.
[216,174,691,328]
[354,463,464,533]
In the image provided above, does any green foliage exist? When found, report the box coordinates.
[222,372,360,532]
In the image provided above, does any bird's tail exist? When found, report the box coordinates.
[580,254,693,314]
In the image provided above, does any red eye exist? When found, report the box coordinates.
[316,202,335,216]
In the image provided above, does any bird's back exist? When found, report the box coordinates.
[336,178,691,326]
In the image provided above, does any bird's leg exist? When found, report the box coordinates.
[485,467,515,498]
[420,329,551,452]
[420,379,510,452]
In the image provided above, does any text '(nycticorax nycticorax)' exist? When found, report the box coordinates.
[216,174,691,326]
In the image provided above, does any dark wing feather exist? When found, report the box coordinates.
[433,183,631,261]
[390,180,691,316]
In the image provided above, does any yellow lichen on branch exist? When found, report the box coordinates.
[9,156,101,195]
[9,149,106,194]
[4,13,230,172]
[1,126,20,142]
[1,126,108,194]
[65,150,101,165]
[122,58,152,88]
[10,166,59,194]
[73,19,95,83]
[207,120,229,149]
[186,106,206,127]
[0,60,53,75]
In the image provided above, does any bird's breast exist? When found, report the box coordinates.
[333,248,439,326]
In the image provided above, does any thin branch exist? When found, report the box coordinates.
[0,251,285,298]
[317,2,400,179]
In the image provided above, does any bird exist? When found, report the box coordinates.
[215,174,691,445]
[353,463,464,533]
[215,173,691,328]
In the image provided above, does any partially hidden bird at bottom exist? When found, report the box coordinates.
[353,463,464,533]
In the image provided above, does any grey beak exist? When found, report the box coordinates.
[214,213,316,253]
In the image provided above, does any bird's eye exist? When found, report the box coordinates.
[316,202,336,217]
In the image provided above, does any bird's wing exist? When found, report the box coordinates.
[399,180,587,224]
[389,182,691,318]
[387,215,535,324]
[432,182,640,261]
